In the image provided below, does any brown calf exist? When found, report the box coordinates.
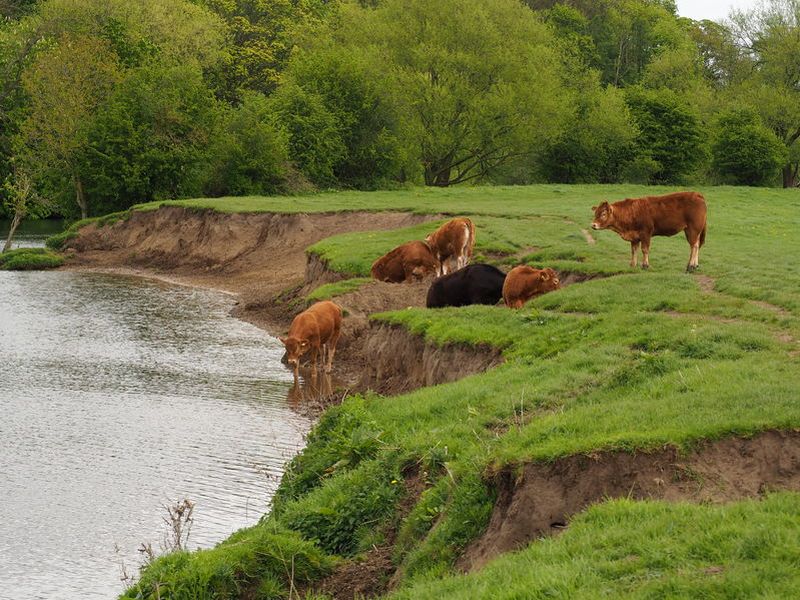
[591,191,707,272]
[503,266,561,308]
[370,240,440,283]
[425,217,476,277]
[280,300,342,378]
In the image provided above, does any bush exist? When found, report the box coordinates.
[0,247,64,270]
[203,92,290,196]
[712,108,787,186]
[625,87,706,184]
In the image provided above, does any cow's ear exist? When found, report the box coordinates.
[279,337,287,344]
[300,340,309,348]
[541,271,550,280]
[591,205,597,211]
[601,201,610,209]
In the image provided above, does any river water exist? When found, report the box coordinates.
[0,225,312,599]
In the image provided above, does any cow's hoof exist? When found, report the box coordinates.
[641,264,650,270]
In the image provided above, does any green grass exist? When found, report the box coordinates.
[306,277,373,302]
[0,247,64,270]
[390,494,800,599]
[122,184,800,599]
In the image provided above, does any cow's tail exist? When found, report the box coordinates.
[466,218,476,257]
[700,223,706,247]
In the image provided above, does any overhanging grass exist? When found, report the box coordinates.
[390,494,800,599]
[0,247,64,270]
[306,277,373,301]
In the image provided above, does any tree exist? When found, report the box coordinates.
[2,164,50,251]
[712,108,787,186]
[19,35,121,218]
[204,92,290,196]
[80,64,221,215]
[337,0,569,186]
[625,86,706,183]
[197,0,329,100]
[541,83,638,183]
[728,0,800,186]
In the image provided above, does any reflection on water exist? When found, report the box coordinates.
[0,219,64,249]
[287,371,346,407]
[0,270,311,600]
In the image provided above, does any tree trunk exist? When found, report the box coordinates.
[3,210,22,253]
[782,163,799,188]
[74,174,87,219]
[424,159,452,187]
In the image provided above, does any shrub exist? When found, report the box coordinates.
[0,247,64,270]
[712,108,787,186]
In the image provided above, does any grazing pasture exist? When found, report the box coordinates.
[120,184,800,599]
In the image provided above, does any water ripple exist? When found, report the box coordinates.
[0,270,311,600]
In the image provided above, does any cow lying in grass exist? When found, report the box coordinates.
[370,240,440,283]
[502,266,561,308]
[426,264,506,308]
[280,300,342,378]
[591,191,707,272]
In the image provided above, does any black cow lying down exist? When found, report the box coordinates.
[426,264,506,308]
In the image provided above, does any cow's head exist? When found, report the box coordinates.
[279,336,310,372]
[538,268,561,292]
[591,201,612,230]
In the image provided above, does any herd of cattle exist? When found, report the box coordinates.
[280,191,708,377]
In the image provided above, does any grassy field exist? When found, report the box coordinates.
[115,184,800,599]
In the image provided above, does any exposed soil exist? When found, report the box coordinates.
[65,207,433,300]
[459,429,800,571]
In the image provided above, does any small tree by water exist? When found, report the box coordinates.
[2,165,50,252]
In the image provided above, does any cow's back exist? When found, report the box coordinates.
[638,192,706,235]
[305,300,342,343]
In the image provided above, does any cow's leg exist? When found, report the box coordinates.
[325,336,339,373]
[630,241,639,268]
[641,237,651,269]
[685,229,700,272]
[309,346,319,373]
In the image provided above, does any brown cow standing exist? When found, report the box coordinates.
[370,240,440,283]
[280,300,342,378]
[591,191,707,272]
[503,266,561,308]
[425,217,476,277]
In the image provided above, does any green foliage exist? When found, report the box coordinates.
[279,459,404,556]
[625,86,706,183]
[541,84,638,183]
[0,246,63,269]
[81,63,220,214]
[277,43,409,188]
[306,277,372,302]
[273,398,383,511]
[122,521,335,600]
[204,92,289,197]
[399,472,494,578]
[390,494,800,599]
[712,108,787,186]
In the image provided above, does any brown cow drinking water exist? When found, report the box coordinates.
[591,191,707,272]
[280,300,342,379]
